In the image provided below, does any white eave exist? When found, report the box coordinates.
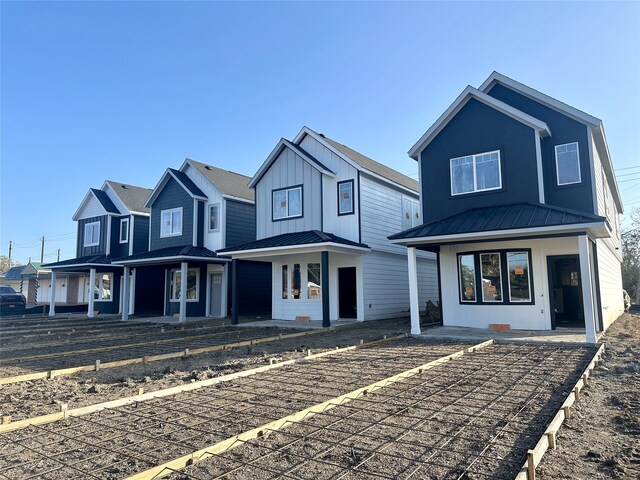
[408,86,551,160]
[72,189,109,221]
[222,242,371,259]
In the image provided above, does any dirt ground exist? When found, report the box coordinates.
[538,310,640,479]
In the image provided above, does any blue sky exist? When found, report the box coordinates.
[2,1,639,265]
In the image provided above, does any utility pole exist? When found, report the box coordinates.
[57,249,60,262]
[8,241,12,267]
[40,236,45,263]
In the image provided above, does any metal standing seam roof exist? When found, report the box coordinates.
[218,230,370,253]
[112,245,221,263]
[105,181,153,214]
[43,254,114,269]
[186,159,255,202]
[388,203,606,241]
[90,188,120,214]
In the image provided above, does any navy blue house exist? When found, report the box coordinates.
[43,181,153,317]
[390,72,624,343]
[112,159,271,322]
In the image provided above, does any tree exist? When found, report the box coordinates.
[0,255,18,273]
[621,207,640,304]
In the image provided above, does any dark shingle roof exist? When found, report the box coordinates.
[43,254,113,269]
[2,266,25,280]
[186,159,254,202]
[389,203,605,241]
[105,181,152,214]
[113,245,221,263]
[169,168,207,198]
[219,230,369,253]
[90,189,120,214]
[308,129,419,192]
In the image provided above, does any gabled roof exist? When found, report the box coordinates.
[43,254,114,269]
[145,168,207,208]
[72,188,121,220]
[218,230,369,253]
[112,245,223,264]
[389,202,606,243]
[248,138,336,189]
[408,86,551,160]
[183,159,255,202]
[103,181,152,215]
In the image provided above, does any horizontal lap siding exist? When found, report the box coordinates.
[225,200,256,249]
[596,239,624,330]
[111,216,130,259]
[132,215,150,254]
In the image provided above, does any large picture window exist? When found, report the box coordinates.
[161,208,183,237]
[273,186,302,220]
[480,253,502,302]
[337,180,354,215]
[170,268,199,301]
[94,273,112,301]
[555,142,580,185]
[450,151,501,195]
[507,252,532,302]
[84,222,100,247]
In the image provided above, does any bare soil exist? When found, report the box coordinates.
[537,310,640,479]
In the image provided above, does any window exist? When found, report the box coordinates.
[119,218,129,243]
[273,186,302,220]
[84,222,100,247]
[480,253,502,302]
[170,268,199,301]
[555,142,580,185]
[94,273,112,301]
[337,180,354,215]
[281,265,288,299]
[411,201,421,227]
[161,208,183,237]
[450,151,501,195]
[507,252,531,302]
[291,264,301,299]
[209,204,220,232]
[458,254,476,302]
[307,263,321,299]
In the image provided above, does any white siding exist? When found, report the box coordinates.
[255,147,322,239]
[596,238,624,330]
[362,250,438,320]
[76,194,106,220]
[592,136,622,252]
[183,164,226,251]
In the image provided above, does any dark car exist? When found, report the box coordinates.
[0,285,27,310]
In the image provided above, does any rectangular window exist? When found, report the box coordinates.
[507,252,531,302]
[272,186,303,220]
[411,201,421,227]
[450,151,501,195]
[208,204,220,232]
[291,263,301,299]
[337,180,354,215]
[480,253,502,302]
[555,142,581,185]
[170,268,199,301]
[458,254,476,302]
[119,218,129,243]
[94,273,112,301]
[161,208,183,237]
[307,263,321,299]
[84,222,100,247]
[281,265,288,299]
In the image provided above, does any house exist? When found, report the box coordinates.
[0,262,59,305]
[219,127,439,326]
[389,72,624,343]
[43,181,153,316]
[111,159,271,322]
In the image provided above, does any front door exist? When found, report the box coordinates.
[67,277,79,304]
[209,273,223,317]
[547,255,584,329]
[338,267,357,319]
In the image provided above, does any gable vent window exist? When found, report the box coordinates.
[555,142,581,185]
[84,222,100,247]
[450,151,501,195]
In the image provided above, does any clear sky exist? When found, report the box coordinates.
[2,1,639,265]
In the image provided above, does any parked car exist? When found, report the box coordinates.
[0,285,26,311]
[623,289,631,312]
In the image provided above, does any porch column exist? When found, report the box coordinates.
[49,270,57,317]
[179,262,187,323]
[231,259,239,325]
[122,266,130,321]
[321,251,330,328]
[88,268,96,318]
[578,235,597,344]
[407,246,421,335]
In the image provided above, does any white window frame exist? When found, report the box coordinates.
[169,268,199,302]
[160,207,183,237]
[554,142,581,186]
[272,186,303,220]
[94,273,113,302]
[84,221,100,247]
[119,218,129,244]
[450,150,502,196]
[208,203,220,232]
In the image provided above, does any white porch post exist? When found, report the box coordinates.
[49,270,57,317]
[122,266,130,321]
[407,246,421,335]
[179,262,188,323]
[88,268,96,318]
[578,235,597,344]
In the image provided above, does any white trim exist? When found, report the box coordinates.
[49,263,123,270]
[88,268,95,318]
[129,216,135,256]
[408,86,551,159]
[587,128,598,214]
[578,235,598,343]
[407,247,420,335]
[449,150,502,196]
[113,255,230,266]
[534,132,545,203]
[221,194,254,205]
[106,216,112,255]
[93,271,114,302]
[160,207,183,238]
[170,267,200,303]
[208,203,221,232]
[192,198,198,247]
[83,222,100,247]
[49,270,57,317]
[554,142,581,186]
[222,242,371,258]
[119,218,130,244]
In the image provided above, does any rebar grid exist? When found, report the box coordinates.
[0,340,470,479]
[171,344,592,480]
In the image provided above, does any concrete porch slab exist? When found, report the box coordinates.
[235,319,360,330]
[416,325,603,344]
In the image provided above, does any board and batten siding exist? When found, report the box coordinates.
[596,239,625,329]
[255,146,322,240]
[362,251,438,320]
[76,216,109,257]
[225,199,256,249]
[149,177,194,250]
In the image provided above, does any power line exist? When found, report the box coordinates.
[617,176,640,183]
[615,165,640,171]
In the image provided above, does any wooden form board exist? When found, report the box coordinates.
[123,340,495,480]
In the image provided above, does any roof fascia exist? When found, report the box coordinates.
[72,189,108,221]
[144,169,207,208]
